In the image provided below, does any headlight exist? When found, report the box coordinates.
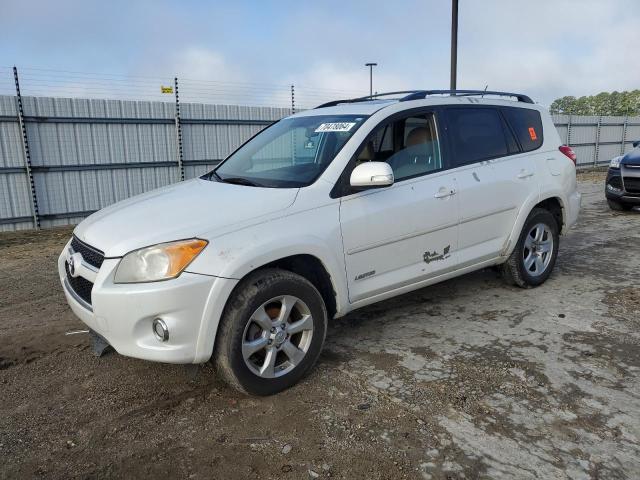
[114,239,208,283]
[610,156,622,169]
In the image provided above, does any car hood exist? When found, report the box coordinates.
[74,179,299,257]
[621,147,640,166]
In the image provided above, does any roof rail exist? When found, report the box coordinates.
[400,90,534,104]
[315,91,423,109]
[314,89,534,109]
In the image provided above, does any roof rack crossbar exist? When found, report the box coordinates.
[400,90,534,104]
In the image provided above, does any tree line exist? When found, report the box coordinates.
[549,90,640,116]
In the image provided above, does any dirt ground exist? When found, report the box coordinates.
[2,170,640,479]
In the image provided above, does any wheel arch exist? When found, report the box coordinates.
[196,249,343,364]
[257,254,338,320]
[502,194,566,258]
[536,195,564,232]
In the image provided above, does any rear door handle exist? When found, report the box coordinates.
[517,170,534,179]
[434,187,457,199]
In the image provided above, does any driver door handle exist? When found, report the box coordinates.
[434,187,457,199]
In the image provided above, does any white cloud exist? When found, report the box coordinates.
[163,47,242,84]
[285,62,410,109]
[274,1,640,107]
[2,0,639,108]
[457,0,640,105]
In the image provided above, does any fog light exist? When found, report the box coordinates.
[607,183,622,193]
[152,318,169,342]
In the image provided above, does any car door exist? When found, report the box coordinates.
[443,106,538,265]
[338,109,460,303]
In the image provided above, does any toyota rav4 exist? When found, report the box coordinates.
[59,90,581,395]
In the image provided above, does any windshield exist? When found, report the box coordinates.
[207,114,367,188]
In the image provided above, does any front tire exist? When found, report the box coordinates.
[213,268,327,396]
[607,199,632,211]
[501,208,559,288]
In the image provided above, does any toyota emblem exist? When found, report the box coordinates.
[67,252,83,278]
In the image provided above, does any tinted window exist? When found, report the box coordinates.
[446,108,510,166]
[502,107,543,152]
[503,119,520,154]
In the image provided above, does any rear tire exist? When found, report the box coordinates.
[501,208,559,288]
[213,268,327,396]
[607,199,632,211]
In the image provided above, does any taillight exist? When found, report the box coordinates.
[559,145,577,165]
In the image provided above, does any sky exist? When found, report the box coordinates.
[1,0,638,108]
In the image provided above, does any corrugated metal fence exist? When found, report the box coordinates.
[552,114,640,167]
[0,95,289,231]
[1,94,639,231]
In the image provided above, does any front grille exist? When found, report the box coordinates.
[623,176,640,194]
[70,236,104,269]
[65,261,94,306]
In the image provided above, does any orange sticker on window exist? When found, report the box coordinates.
[528,127,537,141]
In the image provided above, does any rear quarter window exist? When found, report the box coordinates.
[502,107,544,152]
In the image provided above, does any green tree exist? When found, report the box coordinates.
[550,90,640,116]
[550,96,576,115]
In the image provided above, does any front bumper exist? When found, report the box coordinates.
[58,243,238,364]
[605,192,640,205]
[605,167,640,204]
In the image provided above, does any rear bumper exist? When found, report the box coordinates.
[565,190,581,231]
[58,247,238,364]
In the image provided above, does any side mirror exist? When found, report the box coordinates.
[633,140,640,148]
[350,162,394,188]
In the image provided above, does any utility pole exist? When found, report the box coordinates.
[365,63,377,97]
[450,0,459,90]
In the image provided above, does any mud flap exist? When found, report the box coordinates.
[89,329,113,357]
[184,364,200,381]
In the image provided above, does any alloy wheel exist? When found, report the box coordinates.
[241,295,314,378]
[523,222,554,277]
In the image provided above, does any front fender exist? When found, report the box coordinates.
[186,204,348,315]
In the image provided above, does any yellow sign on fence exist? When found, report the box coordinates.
[160,86,173,94]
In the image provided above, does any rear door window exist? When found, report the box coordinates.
[445,108,511,167]
[502,107,544,152]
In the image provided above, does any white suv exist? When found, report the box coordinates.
[59,90,581,395]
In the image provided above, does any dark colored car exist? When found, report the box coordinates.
[606,140,640,211]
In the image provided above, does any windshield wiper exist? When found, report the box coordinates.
[219,176,262,187]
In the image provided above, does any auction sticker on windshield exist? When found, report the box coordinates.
[315,122,356,133]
